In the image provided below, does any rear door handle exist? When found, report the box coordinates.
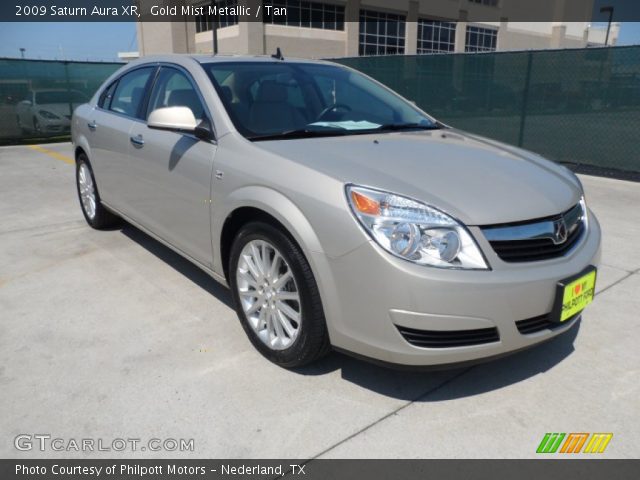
[87,121,97,131]
[130,135,144,147]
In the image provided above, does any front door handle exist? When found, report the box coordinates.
[130,135,144,147]
[87,121,97,131]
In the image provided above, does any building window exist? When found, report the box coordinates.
[263,1,345,31]
[195,0,239,33]
[468,0,499,6]
[359,9,406,56]
[417,20,456,54]
[465,25,497,52]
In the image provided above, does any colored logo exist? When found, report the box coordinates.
[536,433,613,454]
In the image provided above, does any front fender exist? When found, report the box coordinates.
[212,185,325,276]
[212,185,344,343]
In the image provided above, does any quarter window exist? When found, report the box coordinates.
[147,68,205,122]
[98,81,118,109]
[109,67,155,119]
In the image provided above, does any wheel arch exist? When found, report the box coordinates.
[74,145,87,163]
[214,186,325,283]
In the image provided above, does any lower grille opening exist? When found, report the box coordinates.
[396,325,500,348]
[516,313,580,334]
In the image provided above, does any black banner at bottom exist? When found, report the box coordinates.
[1,459,638,480]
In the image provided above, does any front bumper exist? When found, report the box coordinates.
[316,210,601,366]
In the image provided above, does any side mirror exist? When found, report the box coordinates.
[148,106,197,132]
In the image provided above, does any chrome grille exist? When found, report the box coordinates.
[482,203,585,263]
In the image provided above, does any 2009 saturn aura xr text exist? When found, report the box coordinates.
[71,54,601,368]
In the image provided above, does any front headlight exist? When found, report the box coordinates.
[346,185,488,270]
[38,110,60,120]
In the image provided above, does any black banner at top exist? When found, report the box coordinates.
[3,0,640,22]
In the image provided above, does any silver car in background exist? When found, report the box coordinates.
[72,55,601,368]
[17,89,87,134]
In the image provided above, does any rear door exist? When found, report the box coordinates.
[87,66,156,213]
[126,65,216,267]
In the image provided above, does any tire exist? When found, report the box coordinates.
[33,117,40,133]
[75,153,120,229]
[229,221,331,368]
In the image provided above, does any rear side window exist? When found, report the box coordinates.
[109,67,155,119]
[147,67,205,121]
[98,81,118,109]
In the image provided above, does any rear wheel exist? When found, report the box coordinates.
[75,153,119,229]
[229,221,330,368]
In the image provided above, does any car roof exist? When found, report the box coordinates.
[130,53,335,67]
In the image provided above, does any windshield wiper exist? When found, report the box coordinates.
[375,123,441,132]
[250,128,349,141]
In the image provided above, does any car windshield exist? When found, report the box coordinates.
[35,91,86,105]
[203,61,438,140]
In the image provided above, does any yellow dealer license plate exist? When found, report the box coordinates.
[552,267,597,323]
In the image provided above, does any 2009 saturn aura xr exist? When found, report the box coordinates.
[71,54,601,368]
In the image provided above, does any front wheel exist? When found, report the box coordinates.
[75,154,120,229]
[229,221,330,368]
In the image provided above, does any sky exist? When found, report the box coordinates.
[0,22,639,62]
[0,22,138,61]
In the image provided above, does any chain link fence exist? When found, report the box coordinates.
[0,58,122,145]
[334,46,640,178]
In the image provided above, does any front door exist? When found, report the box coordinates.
[126,66,216,267]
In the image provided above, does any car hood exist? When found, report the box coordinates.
[255,129,582,226]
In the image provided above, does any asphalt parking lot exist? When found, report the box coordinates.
[1,142,638,459]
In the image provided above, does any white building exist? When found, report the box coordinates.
[136,0,621,58]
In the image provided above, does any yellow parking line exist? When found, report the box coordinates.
[29,145,74,165]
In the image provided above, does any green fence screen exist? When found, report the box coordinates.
[334,46,640,176]
[0,58,122,144]
[2,48,639,176]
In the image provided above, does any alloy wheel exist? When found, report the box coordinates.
[78,163,97,220]
[236,239,302,350]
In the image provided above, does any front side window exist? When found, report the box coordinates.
[147,67,205,121]
[203,62,438,140]
[109,67,155,119]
